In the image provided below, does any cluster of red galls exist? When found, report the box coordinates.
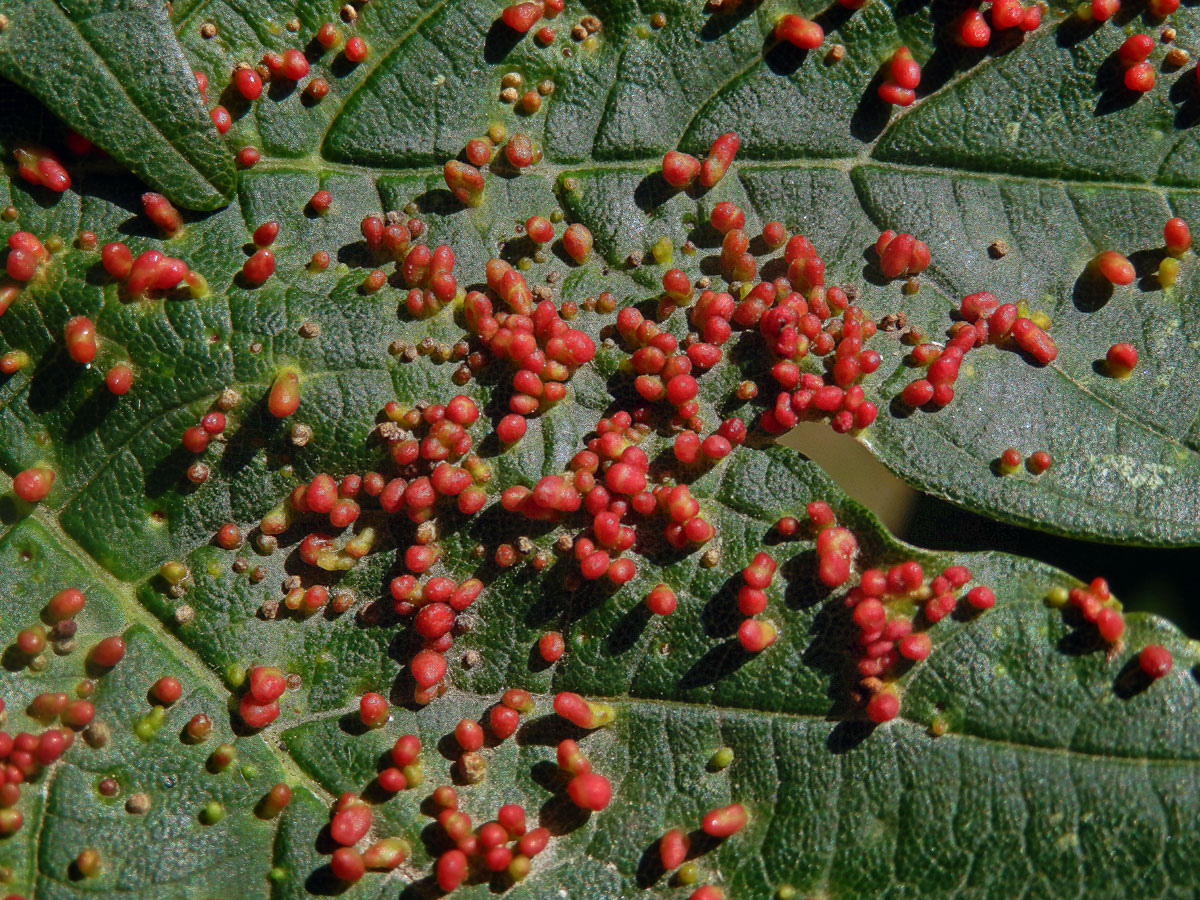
[727,231,884,435]
[768,3,1185,112]
[897,215,1191,420]
[661,132,740,190]
[322,691,619,890]
[0,589,126,838]
[1094,215,1190,290]
[179,408,229,482]
[0,720,76,838]
[393,573,486,705]
[236,665,288,729]
[732,552,780,652]
[426,699,612,891]
[376,221,457,311]
[621,300,705,407]
[1,227,129,392]
[758,295,882,436]
[638,535,787,657]
[502,411,720,588]
[463,265,597,443]
[325,791,411,882]
[0,193,206,409]
[800,501,999,723]
[99,194,202,292]
[4,230,50,284]
[847,559,993,723]
[498,0,566,41]
[1,230,112,394]
[1065,578,1126,644]
[953,0,1042,49]
[12,143,71,193]
[250,396,490,702]
[900,290,1056,412]
[647,189,889,438]
[197,25,368,139]
[445,130,578,211]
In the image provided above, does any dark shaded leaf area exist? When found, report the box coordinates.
[0,0,1198,898]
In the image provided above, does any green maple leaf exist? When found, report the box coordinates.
[0,1,1197,898]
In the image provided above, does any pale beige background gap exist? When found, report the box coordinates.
[781,424,916,537]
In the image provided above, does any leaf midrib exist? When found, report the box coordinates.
[281,691,1200,779]
[243,153,1200,196]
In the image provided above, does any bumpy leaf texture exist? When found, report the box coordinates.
[0,1,1197,899]
[0,0,235,209]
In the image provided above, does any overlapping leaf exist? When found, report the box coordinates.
[179,0,1200,543]
[0,0,235,209]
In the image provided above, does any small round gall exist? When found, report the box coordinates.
[359,692,388,727]
[1094,250,1135,285]
[701,803,747,837]
[1123,62,1155,93]
[1138,644,1172,678]
[866,690,899,723]
[13,466,54,503]
[1106,342,1137,377]
[539,631,565,662]
[567,772,612,810]
[1164,217,1191,256]
[344,35,368,62]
